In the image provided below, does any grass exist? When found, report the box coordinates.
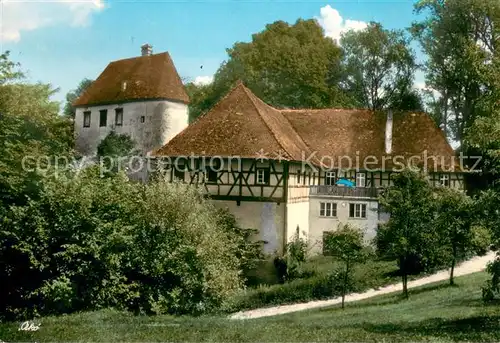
[224,256,411,312]
[1,272,499,342]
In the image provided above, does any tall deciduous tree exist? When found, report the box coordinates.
[412,0,500,145]
[188,19,350,121]
[340,22,420,111]
[377,169,438,298]
[0,52,72,207]
[64,78,93,118]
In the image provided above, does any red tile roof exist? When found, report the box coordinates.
[73,52,189,107]
[153,83,457,171]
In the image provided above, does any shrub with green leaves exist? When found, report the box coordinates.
[0,167,243,319]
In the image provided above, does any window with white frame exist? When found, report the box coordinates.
[320,202,337,217]
[349,203,367,218]
[356,172,366,187]
[256,168,270,185]
[83,111,91,127]
[325,171,336,185]
[439,174,450,187]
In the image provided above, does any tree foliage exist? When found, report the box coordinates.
[63,78,93,118]
[188,19,350,121]
[0,168,244,319]
[0,53,73,207]
[377,169,439,298]
[412,0,500,144]
[435,187,488,285]
[341,22,420,111]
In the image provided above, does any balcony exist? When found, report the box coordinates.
[310,185,381,198]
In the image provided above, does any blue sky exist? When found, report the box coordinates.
[1,0,424,107]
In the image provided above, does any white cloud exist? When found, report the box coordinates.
[1,0,105,42]
[316,5,367,43]
[194,75,214,86]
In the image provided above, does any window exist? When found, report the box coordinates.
[439,174,450,187]
[99,110,107,127]
[320,202,337,217]
[206,169,218,183]
[256,168,270,185]
[349,203,367,218]
[297,171,301,184]
[173,168,185,181]
[356,172,366,187]
[83,111,91,127]
[140,116,145,123]
[325,171,336,185]
[115,108,123,126]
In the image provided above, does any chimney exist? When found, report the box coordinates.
[385,110,393,154]
[141,44,152,56]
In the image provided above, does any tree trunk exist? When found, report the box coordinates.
[401,256,408,299]
[450,245,457,286]
[402,273,408,299]
[342,259,350,309]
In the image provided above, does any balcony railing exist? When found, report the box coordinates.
[310,185,381,198]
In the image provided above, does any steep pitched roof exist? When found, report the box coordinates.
[282,109,457,169]
[73,52,189,107]
[154,83,457,170]
[153,82,320,162]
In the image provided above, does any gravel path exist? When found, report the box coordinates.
[229,252,496,320]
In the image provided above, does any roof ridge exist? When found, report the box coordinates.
[241,85,293,159]
[194,81,247,120]
[109,51,170,64]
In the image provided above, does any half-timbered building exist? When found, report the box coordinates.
[153,82,463,254]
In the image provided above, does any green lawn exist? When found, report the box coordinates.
[1,272,499,342]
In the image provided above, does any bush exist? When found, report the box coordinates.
[214,208,266,286]
[482,257,500,302]
[0,167,243,319]
[471,225,492,256]
[284,230,308,280]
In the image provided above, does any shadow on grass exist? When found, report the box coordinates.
[360,315,500,339]
[330,283,457,311]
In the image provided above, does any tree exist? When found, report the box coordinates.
[0,53,73,207]
[377,169,438,298]
[412,0,500,145]
[435,187,488,285]
[96,131,137,174]
[323,223,365,309]
[476,190,500,301]
[340,22,420,111]
[188,19,350,121]
[63,78,93,118]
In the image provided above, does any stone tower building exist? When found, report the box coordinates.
[73,44,189,156]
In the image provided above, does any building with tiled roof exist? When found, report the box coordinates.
[73,44,189,155]
[153,82,464,255]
